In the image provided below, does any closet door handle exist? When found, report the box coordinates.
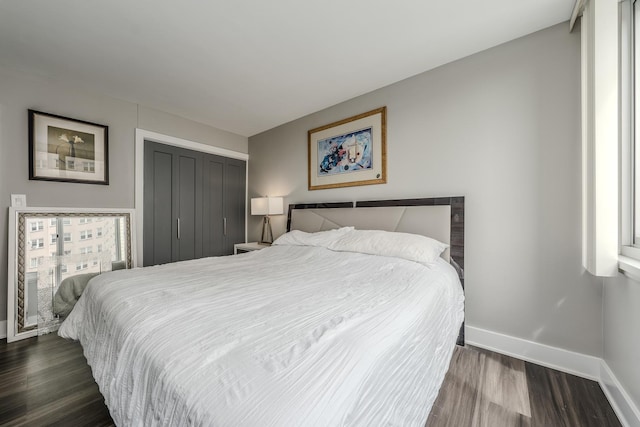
[223,218,227,236]
[177,218,181,240]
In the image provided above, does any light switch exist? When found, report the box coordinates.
[10,194,26,207]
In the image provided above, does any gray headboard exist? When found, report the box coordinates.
[286,197,465,345]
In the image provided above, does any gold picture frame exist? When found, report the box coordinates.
[308,107,386,190]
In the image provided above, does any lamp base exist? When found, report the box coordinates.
[259,216,274,245]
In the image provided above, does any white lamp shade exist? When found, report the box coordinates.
[251,197,284,215]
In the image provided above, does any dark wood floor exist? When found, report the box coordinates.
[0,334,621,427]
[0,333,114,427]
[426,346,621,427]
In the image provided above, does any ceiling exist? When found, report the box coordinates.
[0,0,574,137]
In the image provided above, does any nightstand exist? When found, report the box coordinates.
[234,242,269,254]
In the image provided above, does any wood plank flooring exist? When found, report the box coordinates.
[0,333,113,426]
[0,334,621,426]
[426,346,621,427]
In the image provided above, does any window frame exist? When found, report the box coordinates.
[30,238,44,249]
[619,0,640,277]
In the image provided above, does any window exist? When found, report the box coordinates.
[76,261,88,271]
[30,258,38,268]
[619,0,640,277]
[30,221,43,232]
[634,0,640,246]
[80,230,93,240]
[49,218,56,227]
[63,250,71,255]
[622,0,640,257]
[50,234,57,244]
[62,218,71,225]
[30,238,44,249]
[61,265,68,273]
[79,247,93,255]
[97,227,103,237]
[63,232,72,242]
[97,244,103,252]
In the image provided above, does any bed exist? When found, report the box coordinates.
[59,197,465,426]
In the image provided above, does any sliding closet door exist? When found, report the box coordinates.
[144,141,246,266]
[202,156,225,257]
[144,142,203,266]
[223,158,246,254]
[176,153,203,262]
[202,155,246,256]
[144,143,174,266]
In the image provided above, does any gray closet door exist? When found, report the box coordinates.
[144,143,174,266]
[202,155,246,257]
[144,142,203,266]
[144,141,246,266]
[223,158,246,254]
[202,156,225,257]
[176,152,203,262]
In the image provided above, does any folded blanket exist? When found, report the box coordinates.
[53,273,99,317]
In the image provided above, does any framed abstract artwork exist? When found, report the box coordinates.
[28,109,109,185]
[308,107,386,190]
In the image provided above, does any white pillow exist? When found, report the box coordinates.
[327,229,448,264]
[272,227,354,248]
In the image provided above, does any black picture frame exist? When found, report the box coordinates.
[28,109,109,185]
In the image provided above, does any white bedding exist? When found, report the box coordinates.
[59,245,464,426]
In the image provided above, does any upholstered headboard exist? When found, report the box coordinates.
[287,197,465,345]
[289,204,452,261]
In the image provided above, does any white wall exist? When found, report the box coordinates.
[0,65,248,325]
[248,22,604,356]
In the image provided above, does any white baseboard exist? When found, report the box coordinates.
[600,360,640,427]
[0,320,6,339]
[466,326,601,380]
[466,326,640,427]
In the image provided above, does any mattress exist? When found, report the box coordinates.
[59,245,464,426]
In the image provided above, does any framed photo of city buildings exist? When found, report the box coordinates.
[28,110,109,185]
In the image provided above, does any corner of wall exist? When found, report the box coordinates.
[466,326,601,380]
[467,325,640,427]
[600,360,640,427]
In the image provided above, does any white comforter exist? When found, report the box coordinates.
[59,245,464,427]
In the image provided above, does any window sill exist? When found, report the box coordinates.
[618,255,640,282]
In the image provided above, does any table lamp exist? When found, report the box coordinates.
[251,196,284,245]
